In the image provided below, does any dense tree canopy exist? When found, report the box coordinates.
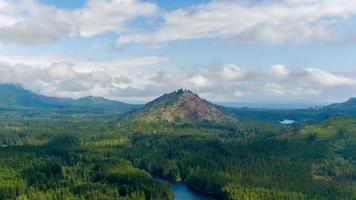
[0,110,355,200]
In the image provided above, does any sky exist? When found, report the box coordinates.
[0,0,356,104]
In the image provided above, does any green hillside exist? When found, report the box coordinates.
[278,115,356,142]
[0,89,355,199]
[296,116,356,140]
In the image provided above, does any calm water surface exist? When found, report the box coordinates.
[156,178,218,200]
[280,119,295,125]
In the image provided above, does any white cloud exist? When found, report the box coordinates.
[264,82,321,96]
[62,0,157,37]
[118,0,356,44]
[0,62,114,97]
[268,65,289,80]
[1,0,356,45]
[304,68,356,87]
[218,64,252,81]
[0,51,169,73]
[0,0,157,44]
[233,91,243,97]
[188,74,214,88]
[0,0,74,44]
[0,52,170,100]
[0,59,355,102]
[0,19,71,45]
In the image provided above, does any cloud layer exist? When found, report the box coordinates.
[0,0,355,103]
[1,0,356,45]
[118,0,356,44]
[1,61,355,102]
[0,0,157,44]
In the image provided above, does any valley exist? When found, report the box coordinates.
[0,85,355,200]
[2,0,356,199]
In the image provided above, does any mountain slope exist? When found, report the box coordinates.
[126,89,234,124]
[0,84,137,112]
[56,96,137,111]
[0,84,53,108]
[322,97,356,113]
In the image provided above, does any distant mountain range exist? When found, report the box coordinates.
[226,97,356,123]
[124,89,234,124]
[219,102,323,109]
[1,84,356,123]
[0,84,137,112]
[323,97,356,113]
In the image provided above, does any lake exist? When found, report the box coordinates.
[155,178,218,200]
[280,119,295,125]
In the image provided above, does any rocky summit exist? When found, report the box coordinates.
[128,89,233,124]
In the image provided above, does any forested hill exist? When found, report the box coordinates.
[123,89,235,124]
[0,87,356,199]
[0,84,137,112]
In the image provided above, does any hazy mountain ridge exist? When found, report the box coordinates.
[225,97,356,123]
[322,97,356,112]
[0,84,137,112]
[1,83,356,122]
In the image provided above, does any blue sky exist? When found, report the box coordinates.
[40,0,86,8]
[0,0,356,104]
